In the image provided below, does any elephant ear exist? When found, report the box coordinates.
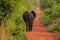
[31,11,36,18]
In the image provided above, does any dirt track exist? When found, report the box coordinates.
[26,8,60,40]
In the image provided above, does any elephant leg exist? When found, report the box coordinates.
[26,22,29,32]
[29,24,32,31]
[31,24,32,31]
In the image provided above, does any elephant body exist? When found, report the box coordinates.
[23,11,36,32]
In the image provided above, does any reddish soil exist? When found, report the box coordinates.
[26,8,60,40]
[0,26,8,40]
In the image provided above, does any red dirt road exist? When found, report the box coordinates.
[26,8,60,40]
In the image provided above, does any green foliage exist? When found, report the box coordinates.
[40,8,52,25]
[48,20,60,32]
[40,2,60,25]
[40,0,56,9]
[40,0,60,32]
[0,0,38,40]
[0,0,13,18]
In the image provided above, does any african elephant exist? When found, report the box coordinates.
[23,11,36,32]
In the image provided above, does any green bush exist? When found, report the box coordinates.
[0,0,37,40]
[40,0,60,32]
[40,8,52,25]
[48,20,60,32]
[40,4,60,26]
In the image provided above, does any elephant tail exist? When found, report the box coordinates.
[31,11,36,18]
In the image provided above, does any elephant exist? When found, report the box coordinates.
[23,11,36,32]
